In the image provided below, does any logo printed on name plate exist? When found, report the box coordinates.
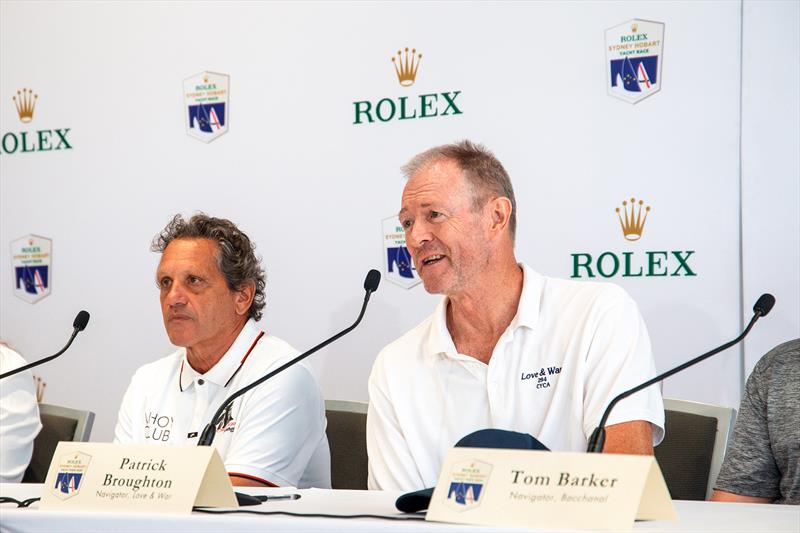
[606,20,665,104]
[352,47,463,125]
[1,88,74,155]
[183,71,229,142]
[445,460,492,511]
[382,215,421,289]
[52,451,92,500]
[570,197,697,279]
[10,235,52,303]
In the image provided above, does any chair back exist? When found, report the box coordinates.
[654,398,735,500]
[22,403,95,483]
[324,400,368,490]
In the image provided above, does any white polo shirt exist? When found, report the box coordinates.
[114,319,330,488]
[0,344,42,483]
[367,264,664,491]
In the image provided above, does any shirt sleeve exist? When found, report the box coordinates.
[582,287,665,445]
[0,366,41,483]
[366,352,425,491]
[714,360,780,499]
[223,363,327,488]
[113,376,138,444]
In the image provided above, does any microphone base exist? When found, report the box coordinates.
[197,424,215,446]
[586,427,605,453]
[235,491,262,506]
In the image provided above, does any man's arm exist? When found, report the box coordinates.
[0,365,41,483]
[711,490,771,503]
[224,362,327,488]
[113,377,137,444]
[712,355,780,503]
[366,356,425,491]
[604,420,654,455]
[229,474,276,487]
[583,288,665,450]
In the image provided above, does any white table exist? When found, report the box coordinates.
[1,484,797,532]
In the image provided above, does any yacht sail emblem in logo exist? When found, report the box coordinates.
[606,19,664,104]
[382,216,421,289]
[53,451,91,500]
[183,71,229,142]
[445,460,492,511]
[10,234,52,303]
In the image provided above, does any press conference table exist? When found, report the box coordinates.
[1,484,797,532]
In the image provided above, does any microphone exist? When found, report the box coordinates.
[197,269,381,447]
[0,311,91,380]
[586,293,775,453]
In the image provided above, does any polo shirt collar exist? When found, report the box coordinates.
[423,263,544,358]
[512,264,543,330]
[424,299,458,358]
[179,319,262,392]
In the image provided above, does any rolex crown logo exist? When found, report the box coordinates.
[13,88,38,123]
[615,197,650,241]
[391,47,422,87]
[631,23,638,33]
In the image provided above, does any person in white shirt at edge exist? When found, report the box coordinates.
[114,213,330,489]
[367,141,665,491]
[0,342,42,483]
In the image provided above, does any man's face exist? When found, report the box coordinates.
[399,159,491,295]
[156,238,245,350]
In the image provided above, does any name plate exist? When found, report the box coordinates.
[426,448,675,531]
[39,442,237,513]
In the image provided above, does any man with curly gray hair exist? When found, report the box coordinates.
[114,213,330,489]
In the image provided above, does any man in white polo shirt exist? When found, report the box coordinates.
[114,213,330,488]
[367,141,664,491]
[0,342,42,483]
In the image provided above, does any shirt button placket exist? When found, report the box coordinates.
[193,379,208,432]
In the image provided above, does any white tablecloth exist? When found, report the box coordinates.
[1,484,797,532]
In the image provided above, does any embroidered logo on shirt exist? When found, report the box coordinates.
[215,402,236,433]
[144,411,173,442]
[521,366,562,389]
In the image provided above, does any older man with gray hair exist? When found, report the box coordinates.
[367,140,664,491]
[114,213,330,488]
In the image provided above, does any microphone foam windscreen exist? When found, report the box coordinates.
[73,310,91,331]
[753,294,776,316]
[364,269,381,292]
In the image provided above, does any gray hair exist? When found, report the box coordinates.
[401,140,517,241]
[151,213,266,321]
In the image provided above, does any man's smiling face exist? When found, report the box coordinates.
[399,158,491,296]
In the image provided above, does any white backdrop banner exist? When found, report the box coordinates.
[1,1,797,443]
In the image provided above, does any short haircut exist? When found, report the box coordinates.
[401,140,517,241]
[151,213,266,321]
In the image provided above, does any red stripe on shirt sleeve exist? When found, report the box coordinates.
[228,471,278,487]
